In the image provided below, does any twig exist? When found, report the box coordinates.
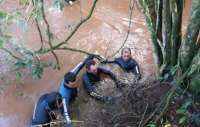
[107,0,134,58]
[56,47,105,62]
[0,48,22,60]
[33,119,84,127]
[139,103,149,127]
[40,0,60,69]
[35,19,44,51]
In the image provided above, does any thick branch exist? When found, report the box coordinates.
[139,0,163,70]
[161,0,171,67]
[170,0,183,65]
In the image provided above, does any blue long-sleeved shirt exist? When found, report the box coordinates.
[58,61,85,107]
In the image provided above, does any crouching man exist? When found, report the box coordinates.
[31,92,66,127]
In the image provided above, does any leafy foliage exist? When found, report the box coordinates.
[16,19,28,32]
[52,0,65,11]
[176,99,192,125]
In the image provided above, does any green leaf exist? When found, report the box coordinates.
[16,72,22,80]
[176,108,186,114]
[16,19,28,32]
[179,116,187,124]
[31,64,44,80]
[0,38,4,48]
[146,123,156,127]
[46,30,54,40]
[53,0,64,10]
[170,65,178,75]
[0,10,7,20]
[19,0,29,5]
[182,99,192,109]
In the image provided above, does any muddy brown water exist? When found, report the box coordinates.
[0,0,191,127]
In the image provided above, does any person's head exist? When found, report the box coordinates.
[85,59,98,74]
[121,47,132,61]
[47,92,63,109]
[64,72,77,87]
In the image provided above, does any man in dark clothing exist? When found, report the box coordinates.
[31,92,63,127]
[82,59,122,102]
[105,48,141,79]
[58,56,91,127]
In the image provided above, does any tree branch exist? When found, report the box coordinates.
[107,0,134,58]
[56,47,105,62]
[40,0,60,69]
[35,18,44,51]
[38,0,98,54]
[0,48,22,60]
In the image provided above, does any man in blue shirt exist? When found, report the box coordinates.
[58,56,92,126]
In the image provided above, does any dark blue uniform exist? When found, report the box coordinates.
[31,92,61,125]
[107,57,141,78]
[82,67,117,93]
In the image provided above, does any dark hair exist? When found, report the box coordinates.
[121,47,131,55]
[85,59,96,70]
[64,72,76,84]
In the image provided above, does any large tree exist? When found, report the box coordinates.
[139,0,200,94]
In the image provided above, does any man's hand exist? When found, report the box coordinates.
[83,55,95,64]
[136,74,141,80]
[49,111,56,120]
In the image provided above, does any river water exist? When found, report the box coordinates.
[0,0,191,127]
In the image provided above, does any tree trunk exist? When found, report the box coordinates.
[179,0,200,72]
